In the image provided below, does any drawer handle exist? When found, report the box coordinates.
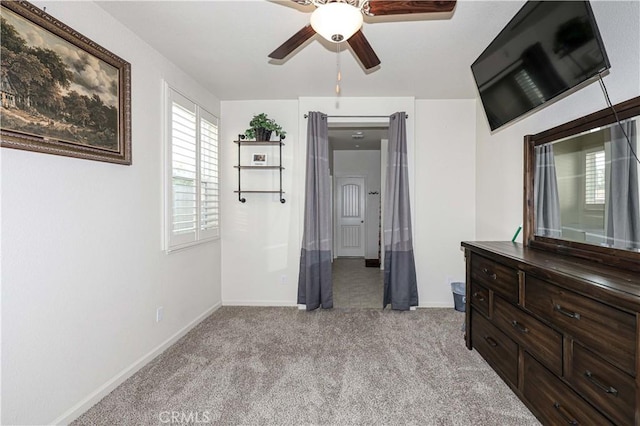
[584,370,619,396]
[553,402,578,425]
[511,320,529,334]
[484,336,498,347]
[554,304,581,320]
[472,292,485,302]
[481,268,497,280]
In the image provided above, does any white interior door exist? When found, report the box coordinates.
[335,177,366,257]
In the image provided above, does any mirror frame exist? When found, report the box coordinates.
[524,96,640,272]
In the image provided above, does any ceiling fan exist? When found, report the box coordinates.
[269,0,457,70]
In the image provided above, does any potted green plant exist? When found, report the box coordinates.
[244,113,286,141]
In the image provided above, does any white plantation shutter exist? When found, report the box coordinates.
[166,87,219,250]
[200,112,219,238]
[585,150,605,205]
[514,69,545,106]
[172,100,197,241]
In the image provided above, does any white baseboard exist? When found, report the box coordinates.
[222,300,298,307]
[222,302,453,309]
[223,301,453,309]
[52,302,222,425]
[417,302,455,308]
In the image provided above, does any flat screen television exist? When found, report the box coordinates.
[472,1,610,131]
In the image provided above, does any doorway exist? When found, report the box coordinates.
[335,176,366,257]
[329,124,387,308]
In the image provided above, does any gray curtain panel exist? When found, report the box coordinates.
[534,144,561,238]
[383,112,418,311]
[297,111,333,310]
[606,120,640,249]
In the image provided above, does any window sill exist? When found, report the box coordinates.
[166,235,220,254]
[584,204,605,212]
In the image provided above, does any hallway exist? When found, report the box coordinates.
[332,258,383,309]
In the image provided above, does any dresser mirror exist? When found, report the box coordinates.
[524,96,640,271]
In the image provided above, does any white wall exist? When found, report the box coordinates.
[414,100,477,307]
[221,97,475,308]
[1,2,222,424]
[220,100,301,306]
[333,150,382,259]
[475,0,640,242]
[220,97,415,306]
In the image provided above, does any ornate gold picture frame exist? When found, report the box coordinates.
[1,0,131,164]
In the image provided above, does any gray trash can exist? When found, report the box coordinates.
[451,282,466,312]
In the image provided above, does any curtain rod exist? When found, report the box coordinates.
[303,114,408,119]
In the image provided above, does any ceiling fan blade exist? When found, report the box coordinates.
[347,30,381,70]
[366,0,456,16]
[269,25,316,60]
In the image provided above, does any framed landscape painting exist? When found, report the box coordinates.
[0,0,131,165]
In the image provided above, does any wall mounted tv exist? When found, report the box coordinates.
[472,1,610,131]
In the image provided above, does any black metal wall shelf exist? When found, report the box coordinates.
[234,166,284,170]
[234,135,285,203]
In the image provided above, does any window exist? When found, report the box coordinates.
[165,87,219,250]
[514,68,545,106]
[585,149,605,206]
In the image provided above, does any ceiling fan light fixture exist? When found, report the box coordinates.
[310,2,363,43]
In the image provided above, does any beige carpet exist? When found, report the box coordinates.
[73,307,538,425]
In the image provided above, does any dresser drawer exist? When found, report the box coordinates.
[567,342,635,426]
[493,296,563,376]
[523,352,612,426]
[471,308,518,385]
[470,282,489,317]
[524,276,636,375]
[470,254,518,303]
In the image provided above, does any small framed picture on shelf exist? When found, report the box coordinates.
[251,153,267,166]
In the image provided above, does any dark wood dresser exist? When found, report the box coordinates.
[462,241,640,425]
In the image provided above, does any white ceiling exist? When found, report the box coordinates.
[97,0,527,101]
[329,126,387,150]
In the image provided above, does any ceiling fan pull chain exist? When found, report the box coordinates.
[336,42,342,95]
